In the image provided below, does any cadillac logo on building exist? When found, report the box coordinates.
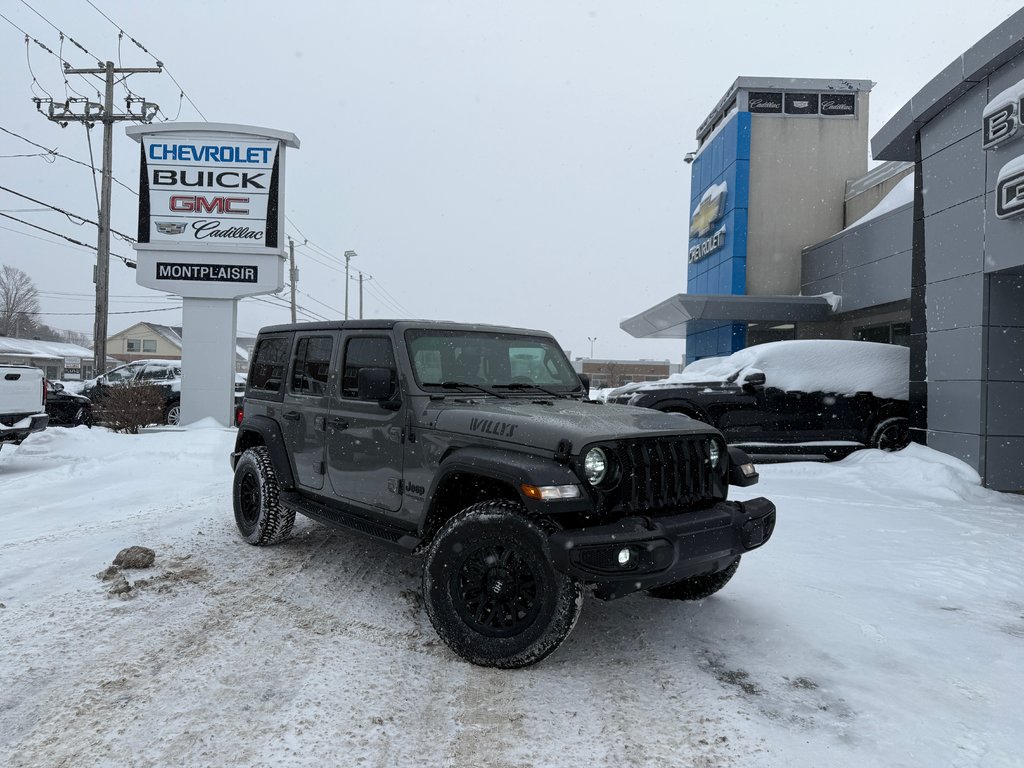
[688,181,727,264]
[155,221,186,235]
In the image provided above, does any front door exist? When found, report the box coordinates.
[325,334,405,512]
[280,333,336,491]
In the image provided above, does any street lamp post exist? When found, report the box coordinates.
[587,336,597,358]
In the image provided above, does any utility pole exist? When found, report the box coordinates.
[35,61,162,376]
[343,250,356,320]
[357,272,365,319]
[288,237,297,323]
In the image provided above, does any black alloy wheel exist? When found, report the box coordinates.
[422,500,583,669]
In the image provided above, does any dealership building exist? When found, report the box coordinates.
[623,10,1024,491]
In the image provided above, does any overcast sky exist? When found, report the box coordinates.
[0,1,1020,361]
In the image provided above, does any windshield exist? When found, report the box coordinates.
[405,329,582,393]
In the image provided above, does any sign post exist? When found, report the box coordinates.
[127,123,300,426]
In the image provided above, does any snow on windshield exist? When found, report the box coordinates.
[617,340,909,400]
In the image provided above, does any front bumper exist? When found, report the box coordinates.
[549,497,776,600]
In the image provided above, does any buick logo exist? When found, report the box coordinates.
[155,221,186,235]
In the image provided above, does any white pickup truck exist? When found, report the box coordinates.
[0,364,48,445]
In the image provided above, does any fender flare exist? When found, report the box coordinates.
[234,415,296,489]
[426,445,583,515]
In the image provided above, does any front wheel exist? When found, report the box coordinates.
[870,416,910,451]
[647,557,740,601]
[232,446,295,545]
[422,500,583,669]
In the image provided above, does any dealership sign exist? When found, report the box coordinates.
[983,79,1024,219]
[126,123,299,298]
[688,182,728,264]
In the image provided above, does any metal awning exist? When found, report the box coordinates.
[620,294,837,339]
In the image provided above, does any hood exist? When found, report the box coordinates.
[429,398,715,453]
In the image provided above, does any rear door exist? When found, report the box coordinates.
[280,333,337,491]
[325,333,405,512]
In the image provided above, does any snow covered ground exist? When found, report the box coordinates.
[2,425,1022,767]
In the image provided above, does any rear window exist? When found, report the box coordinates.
[249,336,291,394]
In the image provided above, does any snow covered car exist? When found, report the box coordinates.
[605,340,910,461]
[44,380,93,427]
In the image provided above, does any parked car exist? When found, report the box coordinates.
[0,364,47,444]
[81,360,244,426]
[231,319,776,668]
[45,380,93,427]
[81,359,183,424]
[604,339,910,461]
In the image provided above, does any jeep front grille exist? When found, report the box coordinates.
[592,437,720,515]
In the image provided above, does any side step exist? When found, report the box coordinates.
[279,491,421,553]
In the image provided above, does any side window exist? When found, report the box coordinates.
[250,337,290,393]
[289,336,334,395]
[142,339,158,353]
[342,337,396,399]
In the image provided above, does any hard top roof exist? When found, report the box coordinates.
[257,319,557,337]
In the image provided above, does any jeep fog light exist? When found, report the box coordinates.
[617,547,633,566]
[521,483,582,501]
[584,447,608,485]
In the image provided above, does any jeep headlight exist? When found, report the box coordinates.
[708,439,722,468]
[583,447,608,485]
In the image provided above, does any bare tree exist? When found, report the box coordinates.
[0,265,41,338]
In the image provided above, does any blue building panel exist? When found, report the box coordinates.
[685,111,751,363]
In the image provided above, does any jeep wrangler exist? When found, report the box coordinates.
[231,320,776,668]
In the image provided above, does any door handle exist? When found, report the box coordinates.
[329,417,348,430]
[282,410,301,421]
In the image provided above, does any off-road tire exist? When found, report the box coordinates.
[647,557,741,601]
[870,416,910,452]
[422,500,583,669]
[75,406,93,428]
[232,446,295,545]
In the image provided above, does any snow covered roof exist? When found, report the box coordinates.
[842,173,914,231]
[0,337,93,360]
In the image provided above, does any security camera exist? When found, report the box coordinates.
[683,152,696,165]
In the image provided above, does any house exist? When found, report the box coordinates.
[0,337,108,381]
[107,322,250,372]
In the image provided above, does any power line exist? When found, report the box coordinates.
[25,306,180,317]
[0,211,135,266]
[83,0,207,121]
[0,183,136,242]
[0,124,137,195]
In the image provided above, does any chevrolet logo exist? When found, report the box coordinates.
[155,221,186,235]
[689,184,727,239]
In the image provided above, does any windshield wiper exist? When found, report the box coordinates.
[493,382,570,398]
[431,381,507,398]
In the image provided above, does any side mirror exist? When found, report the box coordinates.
[742,371,766,390]
[52,382,65,392]
[357,367,397,406]
[578,373,591,392]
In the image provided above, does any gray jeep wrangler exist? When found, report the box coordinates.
[231,320,776,668]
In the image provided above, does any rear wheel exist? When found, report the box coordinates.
[232,446,295,545]
[422,500,583,669]
[870,417,909,451]
[647,557,741,601]
[165,400,180,426]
